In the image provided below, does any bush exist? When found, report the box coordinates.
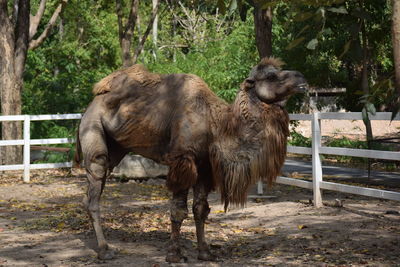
[288,130,312,147]
[146,18,258,103]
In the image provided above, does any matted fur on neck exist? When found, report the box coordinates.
[210,90,289,210]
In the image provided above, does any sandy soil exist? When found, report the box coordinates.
[0,169,400,267]
[293,120,400,140]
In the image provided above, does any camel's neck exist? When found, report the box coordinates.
[210,90,290,209]
[213,90,278,139]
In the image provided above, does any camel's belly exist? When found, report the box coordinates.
[110,118,170,163]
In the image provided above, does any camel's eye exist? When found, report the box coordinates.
[266,72,278,81]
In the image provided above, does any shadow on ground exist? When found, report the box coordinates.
[0,170,399,266]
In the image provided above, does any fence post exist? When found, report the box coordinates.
[312,112,323,207]
[257,180,263,195]
[23,115,31,183]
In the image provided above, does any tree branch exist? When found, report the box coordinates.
[115,0,124,41]
[29,0,47,40]
[124,0,139,40]
[133,0,159,63]
[29,0,68,50]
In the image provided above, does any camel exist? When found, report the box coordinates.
[74,57,307,262]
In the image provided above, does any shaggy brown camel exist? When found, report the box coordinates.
[74,57,307,262]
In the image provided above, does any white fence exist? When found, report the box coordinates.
[0,114,82,182]
[267,112,400,207]
[0,112,399,206]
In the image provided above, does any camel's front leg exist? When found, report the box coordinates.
[193,182,215,261]
[166,189,189,263]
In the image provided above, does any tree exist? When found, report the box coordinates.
[251,1,273,58]
[392,0,400,111]
[115,0,159,67]
[220,0,273,59]
[116,0,138,67]
[0,0,67,164]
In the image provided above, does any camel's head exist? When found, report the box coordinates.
[242,57,307,105]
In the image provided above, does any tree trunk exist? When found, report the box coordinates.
[116,0,139,67]
[392,0,400,102]
[0,0,29,164]
[360,19,372,139]
[253,3,273,59]
[1,0,65,165]
[121,37,133,67]
[360,13,373,178]
[0,22,23,164]
[0,81,23,165]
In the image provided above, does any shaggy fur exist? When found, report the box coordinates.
[166,152,198,192]
[258,57,285,69]
[210,89,289,209]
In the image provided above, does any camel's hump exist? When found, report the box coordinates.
[92,64,162,95]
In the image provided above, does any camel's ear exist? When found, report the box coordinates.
[241,78,255,91]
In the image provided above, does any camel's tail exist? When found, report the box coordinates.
[73,124,82,168]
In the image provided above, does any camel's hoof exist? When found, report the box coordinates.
[165,252,188,263]
[198,250,217,261]
[98,247,115,260]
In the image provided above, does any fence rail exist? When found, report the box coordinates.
[0,114,82,181]
[262,112,400,205]
[0,112,399,205]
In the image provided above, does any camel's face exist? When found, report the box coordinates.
[244,58,307,104]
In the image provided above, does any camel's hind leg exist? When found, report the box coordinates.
[84,143,126,260]
[84,159,114,260]
[80,128,115,260]
[193,179,215,261]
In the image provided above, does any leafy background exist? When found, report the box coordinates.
[21,0,395,145]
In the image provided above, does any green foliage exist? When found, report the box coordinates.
[36,148,73,164]
[146,14,258,102]
[19,0,396,150]
[24,0,120,140]
[273,0,393,112]
[326,137,368,150]
[288,130,312,147]
[324,137,369,163]
[24,1,120,115]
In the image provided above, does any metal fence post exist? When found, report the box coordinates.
[312,112,323,207]
[23,115,31,182]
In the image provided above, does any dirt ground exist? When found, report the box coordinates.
[0,169,400,267]
[294,120,400,140]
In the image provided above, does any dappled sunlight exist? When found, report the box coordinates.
[0,172,399,266]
